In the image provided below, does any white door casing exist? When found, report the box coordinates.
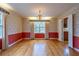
[58,19,64,41]
[68,15,73,48]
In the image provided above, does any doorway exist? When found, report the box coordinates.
[63,15,73,48]
[58,14,73,48]
[63,18,68,45]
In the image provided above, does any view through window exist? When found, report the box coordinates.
[34,22,45,33]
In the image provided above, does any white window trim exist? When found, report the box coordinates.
[34,22,45,33]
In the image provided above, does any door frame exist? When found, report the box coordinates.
[58,14,74,48]
[58,19,64,41]
[67,14,74,48]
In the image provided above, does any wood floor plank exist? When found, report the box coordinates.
[0,39,79,56]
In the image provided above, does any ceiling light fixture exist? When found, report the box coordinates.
[28,10,52,21]
[37,10,42,20]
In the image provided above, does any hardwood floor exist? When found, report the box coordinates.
[0,39,79,56]
[64,43,79,56]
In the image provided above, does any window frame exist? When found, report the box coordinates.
[34,22,45,33]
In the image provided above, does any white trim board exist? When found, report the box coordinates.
[74,48,79,52]
[34,38,46,40]
[49,38,58,39]
[0,49,1,53]
[8,39,22,47]
[23,38,31,40]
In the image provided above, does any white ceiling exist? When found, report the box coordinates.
[8,3,77,18]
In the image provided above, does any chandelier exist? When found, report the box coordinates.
[37,10,42,20]
[28,9,52,21]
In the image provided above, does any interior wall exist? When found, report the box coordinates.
[58,5,79,49]
[23,18,31,32]
[22,18,58,39]
[73,13,79,48]
[6,12,23,45]
[22,18,31,39]
[49,18,58,32]
[49,18,58,39]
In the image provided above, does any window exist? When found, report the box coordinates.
[34,22,45,33]
[0,13,2,38]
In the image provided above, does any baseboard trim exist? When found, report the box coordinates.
[23,38,46,40]
[49,38,58,39]
[9,39,22,47]
[0,49,1,53]
[74,48,79,52]
[34,38,46,39]
[23,38,31,40]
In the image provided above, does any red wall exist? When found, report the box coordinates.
[8,32,79,49]
[73,36,79,48]
[5,31,79,48]
[8,32,31,45]
[35,33,45,38]
[0,39,2,49]
[8,33,22,45]
[49,32,58,38]
[8,32,59,45]
[22,32,30,38]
